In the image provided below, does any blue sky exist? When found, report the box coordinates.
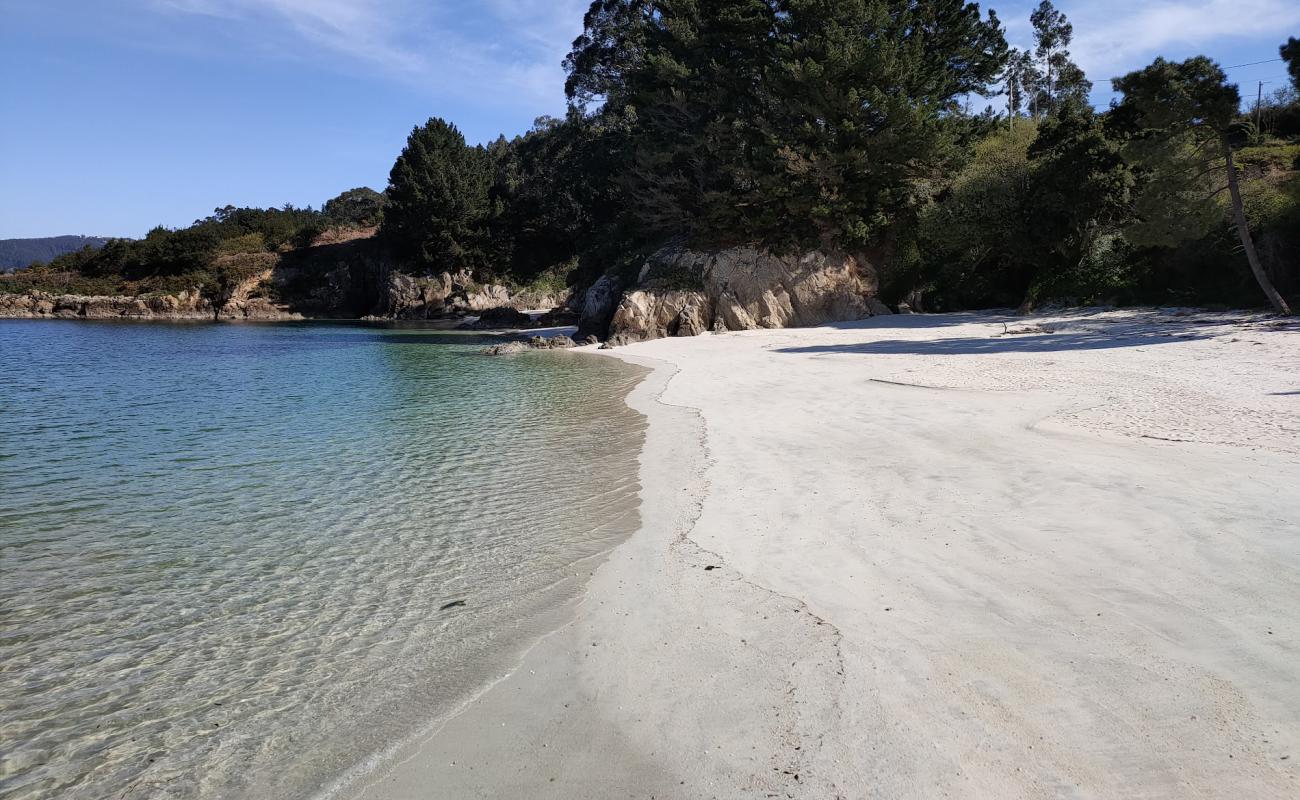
[2,0,1297,238]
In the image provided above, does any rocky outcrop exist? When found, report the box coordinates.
[608,288,713,342]
[599,246,891,343]
[576,275,623,340]
[380,272,455,318]
[217,267,303,321]
[0,290,215,320]
[483,334,577,355]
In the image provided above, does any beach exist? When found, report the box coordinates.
[344,309,1300,799]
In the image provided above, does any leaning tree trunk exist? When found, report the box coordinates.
[1223,138,1292,315]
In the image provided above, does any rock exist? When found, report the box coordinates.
[599,333,634,350]
[452,283,512,313]
[867,297,894,316]
[576,275,622,340]
[483,334,575,355]
[533,307,580,328]
[608,288,713,342]
[478,306,533,327]
[583,335,600,346]
[529,334,576,350]
[598,245,884,343]
[0,289,216,320]
[483,341,531,356]
[382,272,456,319]
[897,302,915,314]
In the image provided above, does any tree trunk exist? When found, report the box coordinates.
[1223,139,1292,315]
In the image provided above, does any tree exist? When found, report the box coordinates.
[1113,56,1292,314]
[1029,1,1091,119]
[1019,100,1132,307]
[323,188,386,228]
[381,118,492,272]
[917,101,1131,310]
[1283,37,1300,92]
[564,0,1009,252]
[1004,48,1041,129]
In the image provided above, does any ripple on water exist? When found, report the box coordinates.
[0,320,647,800]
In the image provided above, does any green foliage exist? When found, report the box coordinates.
[1283,37,1300,92]
[381,118,492,272]
[564,0,1009,252]
[323,187,386,228]
[915,101,1133,307]
[1029,2,1091,117]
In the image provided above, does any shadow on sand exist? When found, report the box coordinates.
[776,313,1219,356]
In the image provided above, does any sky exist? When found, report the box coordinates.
[1,0,1297,239]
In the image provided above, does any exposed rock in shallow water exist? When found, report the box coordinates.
[530,334,576,350]
[483,341,532,356]
[482,334,576,355]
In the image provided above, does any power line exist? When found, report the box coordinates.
[1222,58,1284,69]
[1103,58,1284,84]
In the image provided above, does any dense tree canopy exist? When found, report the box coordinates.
[381,118,492,272]
[563,0,1009,251]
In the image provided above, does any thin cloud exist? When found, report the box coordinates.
[148,0,588,111]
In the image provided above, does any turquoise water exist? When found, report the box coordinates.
[0,320,647,800]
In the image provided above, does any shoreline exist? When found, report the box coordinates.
[344,307,1299,799]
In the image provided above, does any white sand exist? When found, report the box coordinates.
[344,309,1300,799]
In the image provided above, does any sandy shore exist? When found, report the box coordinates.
[343,309,1299,799]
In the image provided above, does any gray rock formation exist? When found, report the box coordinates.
[601,246,888,343]
[576,275,623,340]
[608,288,713,342]
[482,334,577,355]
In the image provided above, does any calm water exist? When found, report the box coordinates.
[0,320,647,800]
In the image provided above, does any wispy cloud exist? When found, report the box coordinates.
[998,0,1300,89]
[147,0,589,112]
[1067,0,1300,79]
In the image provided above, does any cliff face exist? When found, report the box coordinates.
[584,246,892,343]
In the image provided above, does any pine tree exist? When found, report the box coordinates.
[1028,1,1091,118]
[564,0,1009,252]
[381,118,492,272]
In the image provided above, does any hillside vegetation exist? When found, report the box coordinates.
[5,3,1298,315]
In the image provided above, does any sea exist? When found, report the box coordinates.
[0,319,647,799]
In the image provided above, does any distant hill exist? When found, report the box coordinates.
[0,236,112,271]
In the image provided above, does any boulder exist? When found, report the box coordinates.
[478,306,533,327]
[482,334,576,355]
[483,341,531,356]
[576,275,622,340]
[533,307,580,328]
[608,288,713,342]
[529,334,576,350]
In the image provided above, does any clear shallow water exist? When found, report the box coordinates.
[0,320,647,800]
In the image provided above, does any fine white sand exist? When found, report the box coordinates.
[344,309,1300,799]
